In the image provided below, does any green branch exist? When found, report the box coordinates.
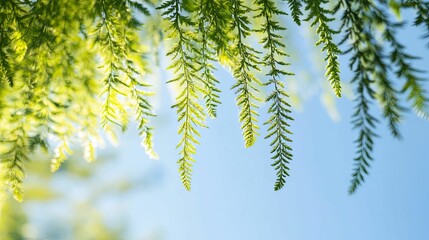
[196,0,222,118]
[286,0,303,25]
[159,0,206,190]
[337,0,379,193]
[305,0,342,97]
[230,0,262,148]
[0,113,29,202]
[255,0,294,190]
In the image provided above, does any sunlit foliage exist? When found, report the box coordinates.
[0,151,142,239]
[1,0,429,199]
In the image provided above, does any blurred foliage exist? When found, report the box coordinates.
[0,0,429,199]
[0,196,27,240]
[0,148,162,239]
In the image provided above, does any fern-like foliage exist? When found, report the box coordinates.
[402,0,429,45]
[378,2,429,120]
[0,10,14,87]
[229,0,262,147]
[337,0,380,193]
[286,0,303,25]
[0,108,29,202]
[255,0,294,190]
[0,0,158,200]
[1,0,429,199]
[94,0,155,151]
[369,7,405,139]
[336,0,420,193]
[196,0,222,118]
[305,0,342,97]
[159,0,206,190]
[95,0,131,142]
[77,77,101,163]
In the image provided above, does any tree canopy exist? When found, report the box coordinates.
[0,0,428,201]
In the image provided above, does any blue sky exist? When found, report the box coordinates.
[112,36,429,240]
[112,11,429,239]
[122,85,428,240]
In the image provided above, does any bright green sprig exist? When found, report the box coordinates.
[0,28,14,87]
[6,0,70,171]
[68,29,102,163]
[95,0,131,143]
[196,0,222,119]
[229,0,262,148]
[255,0,294,190]
[0,110,29,202]
[95,0,155,150]
[305,0,342,97]
[124,1,157,157]
[128,60,158,159]
[159,0,206,190]
[122,1,158,160]
[37,0,82,171]
[77,77,101,163]
[0,0,25,86]
[0,0,429,200]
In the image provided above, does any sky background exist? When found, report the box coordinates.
[17,7,429,240]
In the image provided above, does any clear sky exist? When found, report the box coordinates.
[110,11,429,240]
[22,8,429,240]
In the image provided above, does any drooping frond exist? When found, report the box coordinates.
[95,0,130,143]
[196,0,223,118]
[286,0,303,25]
[335,0,427,193]
[94,0,155,149]
[255,0,294,190]
[16,0,75,171]
[304,0,342,97]
[0,0,28,87]
[0,108,29,202]
[0,0,429,200]
[159,0,206,190]
[337,0,429,193]
[376,4,429,120]
[402,0,429,45]
[229,0,262,148]
[78,78,101,163]
[0,8,20,87]
[337,0,380,194]
[201,0,234,56]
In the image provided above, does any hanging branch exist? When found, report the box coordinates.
[159,0,206,190]
[95,0,155,151]
[286,0,303,25]
[0,0,429,200]
[337,0,380,193]
[402,0,429,45]
[376,2,429,120]
[0,108,29,202]
[255,0,294,190]
[195,0,223,118]
[229,0,262,148]
[305,0,342,97]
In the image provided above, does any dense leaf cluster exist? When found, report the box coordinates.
[1,0,428,200]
